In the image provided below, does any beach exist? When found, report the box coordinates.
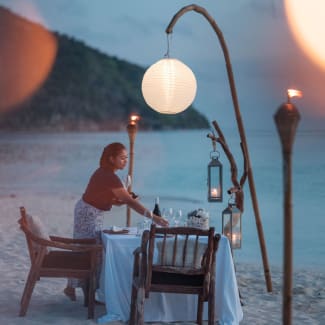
[1,192,324,324]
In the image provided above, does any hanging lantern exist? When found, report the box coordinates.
[222,202,242,250]
[208,151,223,202]
[141,58,197,114]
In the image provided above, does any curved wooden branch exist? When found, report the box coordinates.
[239,142,248,188]
[210,121,239,188]
[166,3,272,292]
[235,142,248,211]
[208,120,244,211]
[166,5,244,147]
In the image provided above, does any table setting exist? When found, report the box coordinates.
[96,210,243,324]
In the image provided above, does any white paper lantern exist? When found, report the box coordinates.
[141,58,197,114]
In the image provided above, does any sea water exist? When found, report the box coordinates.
[0,129,324,270]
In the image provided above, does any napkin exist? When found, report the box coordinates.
[111,226,124,232]
[103,226,129,234]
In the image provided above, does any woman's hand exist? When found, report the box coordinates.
[152,214,169,227]
[112,187,168,226]
[130,192,139,199]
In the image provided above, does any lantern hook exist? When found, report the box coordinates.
[210,149,220,160]
[227,186,241,195]
[207,129,218,152]
[228,193,236,205]
[164,33,172,58]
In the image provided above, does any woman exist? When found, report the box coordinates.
[64,142,168,300]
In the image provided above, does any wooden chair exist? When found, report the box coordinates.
[18,206,102,319]
[130,224,221,325]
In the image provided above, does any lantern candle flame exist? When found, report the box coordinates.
[211,188,219,198]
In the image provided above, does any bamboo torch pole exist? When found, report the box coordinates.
[126,114,140,227]
[274,89,301,325]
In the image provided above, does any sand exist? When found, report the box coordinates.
[0,192,324,324]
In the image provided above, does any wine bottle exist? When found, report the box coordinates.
[152,197,162,217]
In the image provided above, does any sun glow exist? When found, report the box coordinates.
[285,0,325,70]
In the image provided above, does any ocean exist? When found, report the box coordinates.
[0,129,324,270]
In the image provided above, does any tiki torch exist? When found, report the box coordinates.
[274,88,301,325]
[126,114,140,227]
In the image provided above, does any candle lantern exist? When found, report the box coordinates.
[222,202,242,250]
[208,151,223,202]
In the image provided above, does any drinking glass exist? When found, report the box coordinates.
[173,209,183,227]
[143,218,151,231]
[162,208,174,225]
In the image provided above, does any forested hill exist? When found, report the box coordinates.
[0,6,209,131]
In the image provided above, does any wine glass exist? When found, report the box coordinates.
[173,209,183,227]
[162,208,174,225]
[143,217,152,230]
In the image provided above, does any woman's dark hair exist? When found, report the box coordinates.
[100,142,126,168]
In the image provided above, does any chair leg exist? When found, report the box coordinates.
[82,280,89,307]
[136,286,145,325]
[129,284,139,325]
[208,294,215,325]
[208,275,216,325]
[197,294,204,325]
[87,276,95,319]
[130,285,137,324]
[82,278,95,319]
[19,269,39,316]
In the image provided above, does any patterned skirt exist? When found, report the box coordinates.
[73,198,105,243]
[68,199,105,288]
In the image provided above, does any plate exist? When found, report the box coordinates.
[103,228,129,235]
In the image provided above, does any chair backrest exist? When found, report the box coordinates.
[19,206,50,263]
[145,224,216,296]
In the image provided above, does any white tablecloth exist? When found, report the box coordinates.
[97,229,243,324]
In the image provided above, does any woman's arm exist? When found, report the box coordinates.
[112,187,169,227]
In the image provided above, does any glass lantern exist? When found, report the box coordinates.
[208,152,223,202]
[222,202,242,250]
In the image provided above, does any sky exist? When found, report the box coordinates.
[1,0,325,131]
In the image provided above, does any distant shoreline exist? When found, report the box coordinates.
[0,127,325,135]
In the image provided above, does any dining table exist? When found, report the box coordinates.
[96,227,243,324]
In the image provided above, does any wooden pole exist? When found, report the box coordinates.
[166,4,273,292]
[274,100,300,325]
[282,149,293,325]
[126,118,138,227]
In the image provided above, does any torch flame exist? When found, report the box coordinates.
[287,89,303,99]
[129,114,140,125]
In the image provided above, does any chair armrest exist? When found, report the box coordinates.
[26,229,102,252]
[133,246,142,255]
[132,230,149,257]
[132,231,149,288]
[45,237,102,252]
[49,235,96,244]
